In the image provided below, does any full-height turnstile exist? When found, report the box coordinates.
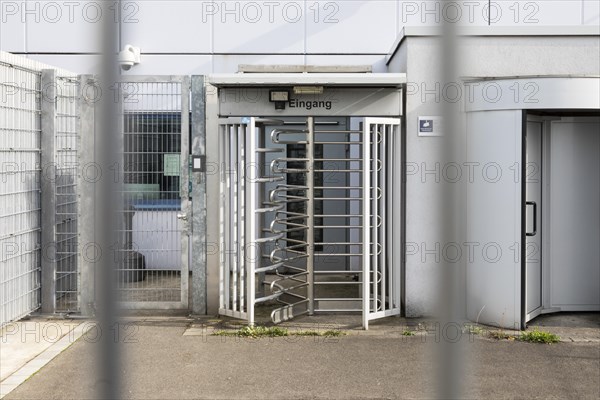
[218,116,401,329]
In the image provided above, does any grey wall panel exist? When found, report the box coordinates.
[6,1,598,77]
[549,119,600,310]
[24,0,103,53]
[528,1,582,25]
[306,1,397,54]
[584,0,600,25]
[212,0,305,54]
[466,110,522,329]
[457,36,600,77]
[25,55,103,75]
[0,12,26,52]
[120,1,212,53]
[394,36,600,81]
[120,55,213,75]
[402,37,451,317]
[398,1,584,27]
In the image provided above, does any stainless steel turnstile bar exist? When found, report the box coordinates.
[372,124,379,315]
[306,116,315,316]
[246,121,257,325]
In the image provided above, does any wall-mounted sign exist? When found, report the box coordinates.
[163,154,181,176]
[192,155,206,172]
[418,116,443,137]
[218,88,402,117]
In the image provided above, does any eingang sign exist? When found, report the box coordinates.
[217,87,402,117]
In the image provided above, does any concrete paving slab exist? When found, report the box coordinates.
[528,312,600,343]
[0,320,93,399]
[2,315,599,400]
[0,320,79,381]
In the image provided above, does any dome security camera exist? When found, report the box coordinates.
[118,45,141,71]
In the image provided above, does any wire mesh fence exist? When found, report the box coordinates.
[0,52,81,326]
[0,57,43,326]
[1,54,192,323]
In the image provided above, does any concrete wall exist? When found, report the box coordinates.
[1,1,598,74]
[388,33,600,317]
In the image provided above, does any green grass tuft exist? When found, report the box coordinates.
[519,328,560,344]
[463,324,484,335]
[402,330,415,336]
[212,326,345,338]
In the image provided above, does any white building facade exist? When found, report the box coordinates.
[1,1,599,328]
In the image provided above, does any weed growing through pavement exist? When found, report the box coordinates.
[518,329,560,344]
[212,325,345,338]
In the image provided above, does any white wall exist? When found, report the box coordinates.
[1,1,598,74]
[388,35,600,318]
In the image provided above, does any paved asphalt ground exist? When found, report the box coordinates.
[4,316,600,400]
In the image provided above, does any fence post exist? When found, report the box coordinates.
[40,69,57,314]
[78,74,96,316]
[191,75,207,314]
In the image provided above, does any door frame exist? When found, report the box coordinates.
[523,115,546,323]
[521,113,600,325]
[464,77,599,330]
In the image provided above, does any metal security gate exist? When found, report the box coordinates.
[117,76,190,310]
[219,116,401,328]
[362,118,402,329]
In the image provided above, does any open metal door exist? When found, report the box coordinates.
[362,118,402,329]
[466,110,523,329]
[525,120,543,322]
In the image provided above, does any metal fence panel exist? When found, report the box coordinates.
[0,58,43,326]
[0,52,81,326]
[54,76,80,312]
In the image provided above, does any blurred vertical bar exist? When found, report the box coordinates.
[436,0,465,398]
[97,1,120,398]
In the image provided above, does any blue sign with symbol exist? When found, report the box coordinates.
[419,119,433,133]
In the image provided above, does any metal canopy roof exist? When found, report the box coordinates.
[207,73,406,88]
